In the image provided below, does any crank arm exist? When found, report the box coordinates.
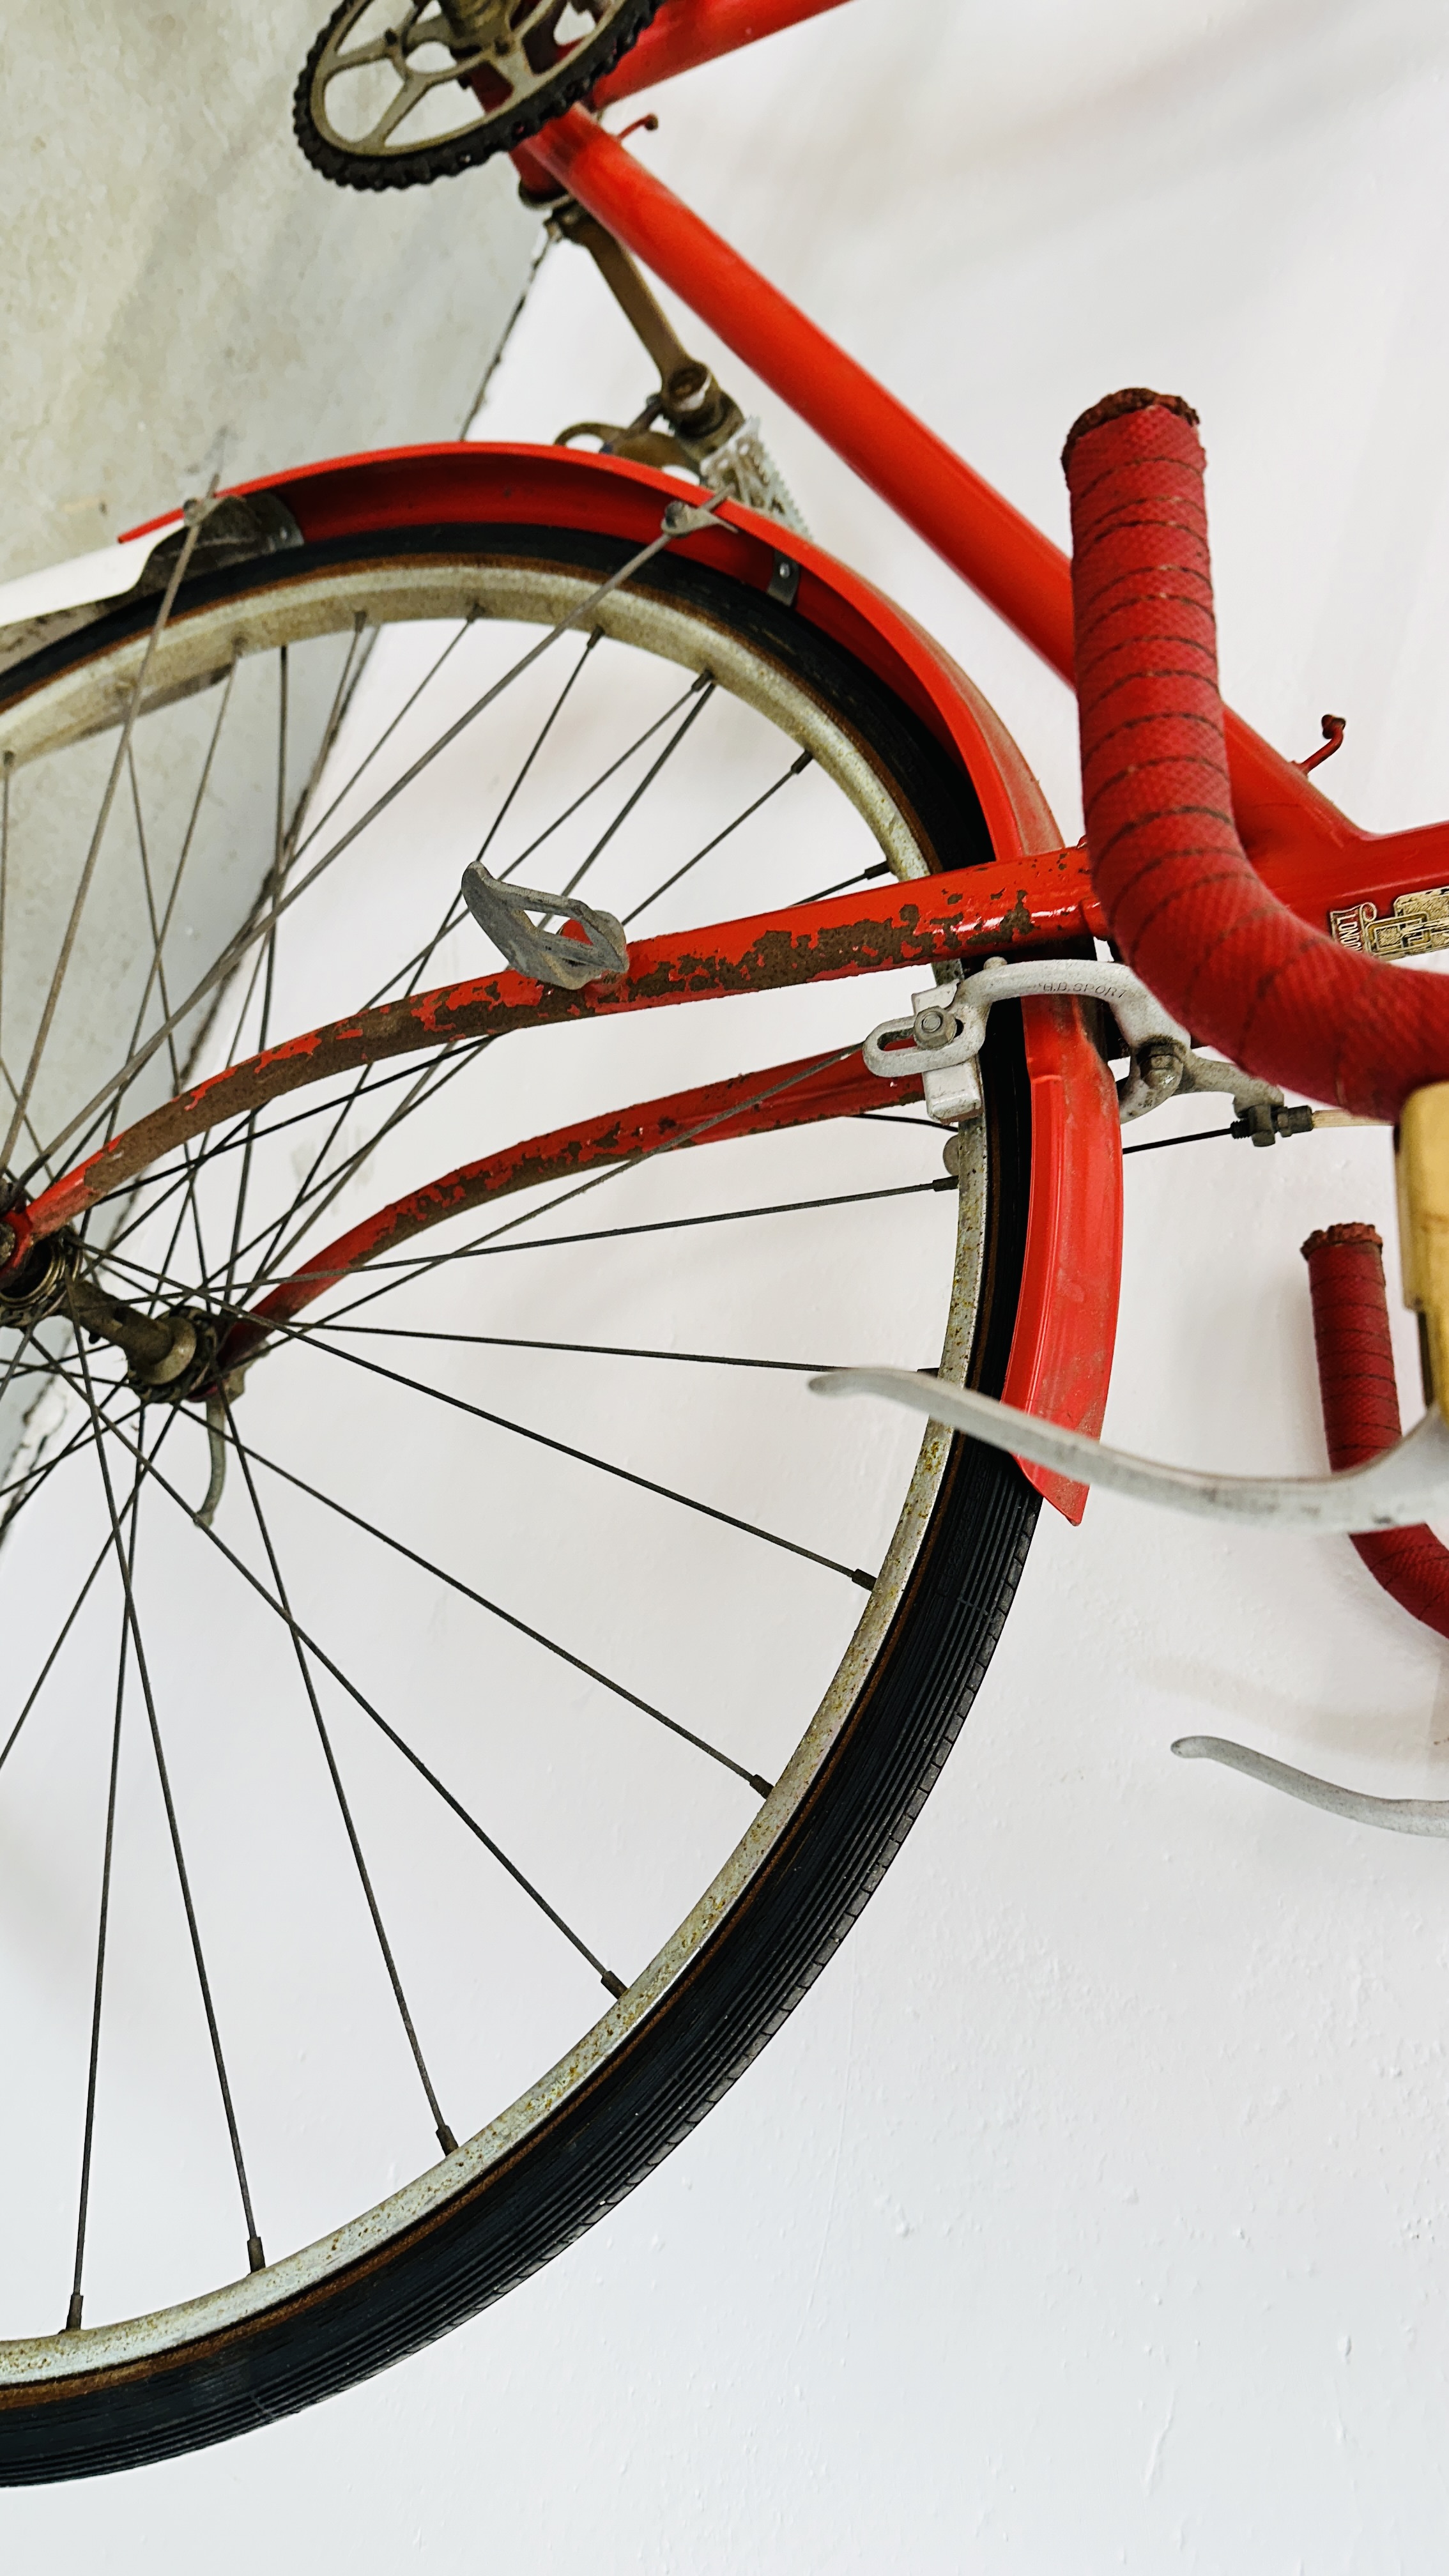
[809,1367,1449,1531]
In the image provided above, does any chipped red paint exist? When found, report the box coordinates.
[91,130,1449,1562]
[25,850,1094,1244]
[137,436,1449,938]
[220,1050,920,1372]
[95,443,1119,1524]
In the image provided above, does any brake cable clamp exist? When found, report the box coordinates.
[862,954,1284,1130]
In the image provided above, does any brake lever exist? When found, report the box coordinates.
[808,1366,1449,1531]
[1172,1736,1449,1838]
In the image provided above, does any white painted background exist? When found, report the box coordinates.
[0,5,538,575]
[8,0,1449,2564]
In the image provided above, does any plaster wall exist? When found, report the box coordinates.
[0,1,540,1478]
[5,1,1449,2567]
[1,6,539,570]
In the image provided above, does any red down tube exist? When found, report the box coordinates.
[516,113,1367,892]
[590,0,852,107]
[1062,392,1449,1121]
[519,111,1072,668]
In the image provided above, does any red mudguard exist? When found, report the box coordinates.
[113,441,1121,1521]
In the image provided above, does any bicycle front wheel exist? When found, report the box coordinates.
[0,450,1045,2476]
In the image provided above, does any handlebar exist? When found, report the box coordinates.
[1062,388,1449,1124]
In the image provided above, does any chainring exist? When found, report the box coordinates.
[293,0,666,191]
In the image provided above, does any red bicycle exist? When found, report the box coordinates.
[1,0,1445,2480]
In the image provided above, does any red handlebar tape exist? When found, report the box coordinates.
[1301,1222,1449,1641]
[1062,390,1449,1123]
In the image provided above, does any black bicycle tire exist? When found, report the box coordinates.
[0,521,1040,2478]
[293,0,666,192]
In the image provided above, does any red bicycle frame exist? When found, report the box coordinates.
[514,59,1449,926]
[503,0,1449,1497]
[34,0,1433,1525]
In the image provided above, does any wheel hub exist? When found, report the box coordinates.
[0,1223,218,1400]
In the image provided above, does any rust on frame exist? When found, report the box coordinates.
[218,1049,921,1372]
[22,847,1092,1248]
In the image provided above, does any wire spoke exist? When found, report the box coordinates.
[0,1373,143,1543]
[123,749,183,1089]
[116,750,215,1299]
[71,1235,208,1312]
[0,1531,121,1783]
[116,659,238,1100]
[304,1173,955,1326]
[0,1049,61,1183]
[560,674,715,901]
[797,858,894,907]
[854,1109,939,1131]
[314,1323,834,1373]
[491,670,709,892]
[279,1323,877,1587]
[65,1462,138,2333]
[220,650,289,1312]
[220,1396,458,2156]
[70,1326,266,2274]
[1122,1125,1234,1155]
[0,1390,183,1781]
[277,611,475,883]
[0,1315,40,1414]
[477,628,605,880]
[9,498,214,1175]
[27,516,698,1177]
[279,613,372,871]
[622,748,813,926]
[189,1402,772,1797]
[75,1402,632,1999]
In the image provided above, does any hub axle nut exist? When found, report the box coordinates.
[132,1314,199,1390]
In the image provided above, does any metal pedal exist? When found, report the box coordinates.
[459,862,629,992]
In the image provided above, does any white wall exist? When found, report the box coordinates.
[1,4,539,575]
[8,1,1449,2566]
[0,3,541,1484]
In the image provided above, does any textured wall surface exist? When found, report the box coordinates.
[5,1,1449,2568]
[1,4,539,573]
[0,1,540,1479]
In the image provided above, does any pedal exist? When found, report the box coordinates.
[459,862,629,992]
